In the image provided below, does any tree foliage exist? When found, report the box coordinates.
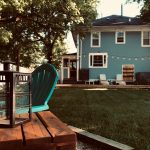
[0,0,98,68]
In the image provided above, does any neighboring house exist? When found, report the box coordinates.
[60,15,150,84]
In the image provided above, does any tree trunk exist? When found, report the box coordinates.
[46,44,53,64]
[16,49,20,72]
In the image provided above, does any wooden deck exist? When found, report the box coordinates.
[0,111,76,150]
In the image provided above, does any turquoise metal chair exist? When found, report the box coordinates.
[0,63,58,115]
[31,63,58,112]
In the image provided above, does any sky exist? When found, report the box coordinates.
[66,0,142,53]
[97,0,142,18]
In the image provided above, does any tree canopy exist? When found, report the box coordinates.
[0,0,98,69]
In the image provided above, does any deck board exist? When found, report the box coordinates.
[22,113,52,144]
[0,125,22,142]
[37,111,76,148]
[0,124,23,150]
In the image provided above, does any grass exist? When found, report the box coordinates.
[49,88,150,150]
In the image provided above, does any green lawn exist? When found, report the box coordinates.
[49,88,150,150]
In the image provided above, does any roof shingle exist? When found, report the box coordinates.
[92,15,150,26]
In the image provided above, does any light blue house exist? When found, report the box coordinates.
[60,15,150,84]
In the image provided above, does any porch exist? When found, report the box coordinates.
[60,53,77,84]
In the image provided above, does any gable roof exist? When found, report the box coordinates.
[62,52,77,58]
[92,15,150,26]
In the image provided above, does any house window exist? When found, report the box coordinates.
[89,53,108,68]
[91,32,101,47]
[116,31,125,44]
[63,59,69,67]
[142,31,150,47]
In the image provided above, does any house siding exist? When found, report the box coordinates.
[81,31,150,80]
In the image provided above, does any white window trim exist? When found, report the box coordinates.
[115,31,126,44]
[89,53,108,68]
[91,32,101,47]
[141,31,150,47]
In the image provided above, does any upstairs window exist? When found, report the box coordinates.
[142,31,150,47]
[89,53,108,68]
[91,32,101,47]
[116,31,125,44]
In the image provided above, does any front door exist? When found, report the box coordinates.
[70,60,76,80]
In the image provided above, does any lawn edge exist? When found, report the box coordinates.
[69,125,134,150]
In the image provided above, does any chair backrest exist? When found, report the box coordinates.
[100,74,106,81]
[32,63,58,107]
[116,74,123,81]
